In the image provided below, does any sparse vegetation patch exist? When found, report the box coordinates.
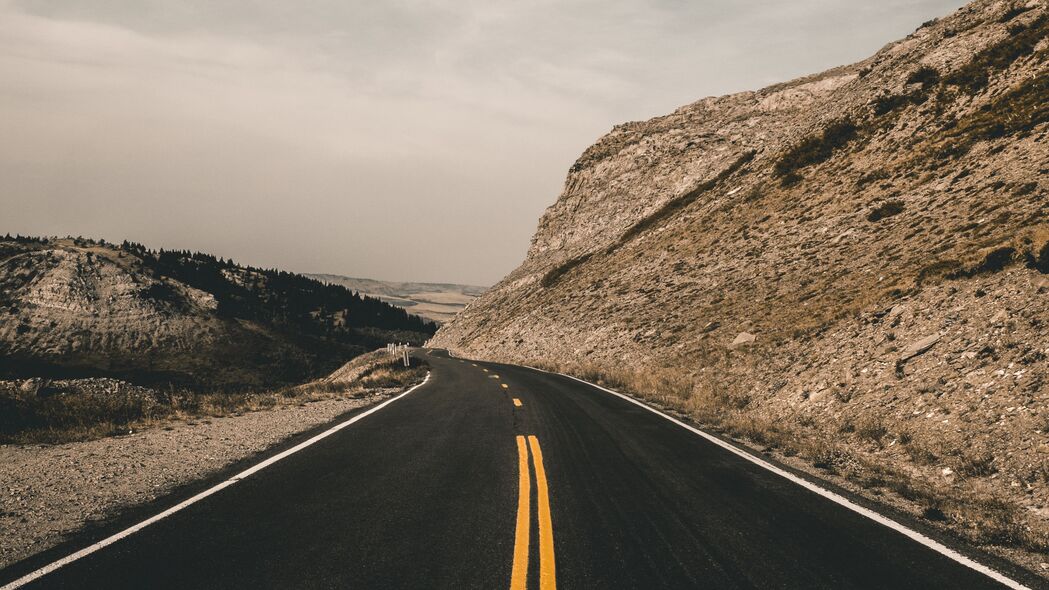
[943,14,1047,93]
[541,252,594,288]
[949,246,1018,278]
[998,4,1035,23]
[933,73,1049,159]
[615,150,757,246]
[0,352,428,444]
[1026,241,1049,274]
[774,120,858,185]
[867,200,906,222]
[906,66,941,88]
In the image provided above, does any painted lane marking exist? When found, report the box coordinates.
[1,374,433,590]
[528,436,556,590]
[513,398,523,407]
[540,370,1031,590]
[511,436,531,590]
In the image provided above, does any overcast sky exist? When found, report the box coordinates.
[1,0,966,285]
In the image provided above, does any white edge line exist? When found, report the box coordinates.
[1,372,432,590]
[516,362,1030,590]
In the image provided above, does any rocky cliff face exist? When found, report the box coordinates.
[432,0,1049,566]
[0,238,435,390]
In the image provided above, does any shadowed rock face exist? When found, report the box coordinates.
[0,238,435,390]
[432,0,1049,560]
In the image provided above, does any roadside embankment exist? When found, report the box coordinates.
[0,350,426,569]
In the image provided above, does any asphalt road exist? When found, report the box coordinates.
[1,350,1041,589]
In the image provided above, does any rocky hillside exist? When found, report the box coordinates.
[0,236,436,390]
[307,274,486,324]
[433,0,1048,567]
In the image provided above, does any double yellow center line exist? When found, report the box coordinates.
[511,435,556,590]
[471,364,554,588]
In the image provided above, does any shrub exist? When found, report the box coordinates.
[810,446,854,473]
[1013,182,1038,196]
[774,120,858,184]
[952,450,998,477]
[0,384,170,443]
[1023,241,1049,274]
[779,171,803,187]
[949,247,1017,278]
[904,439,939,465]
[856,168,890,187]
[541,253,593,288]
[141,282,186,306]
[0,353,428,444]
[906,66,941,88]
[870,68,939,117]
[867,200,905,222]
[934,74,1048,159]
[872,94,910,116]
[998,5,1034,23]
[943,14,1046,93]
[922,506,948,521]
[856,418,888,445]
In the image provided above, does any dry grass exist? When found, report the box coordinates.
[774,119,858,186]
[0,354,428,445]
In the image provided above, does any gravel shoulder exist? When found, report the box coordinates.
[0,388,400,569]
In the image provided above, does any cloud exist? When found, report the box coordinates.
[0,0,966,284]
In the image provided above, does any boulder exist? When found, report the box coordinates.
[885,304,907,323]
[730,332,756,348]
[900,333,940,361]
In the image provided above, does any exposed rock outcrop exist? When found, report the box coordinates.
[432,0,1049,567]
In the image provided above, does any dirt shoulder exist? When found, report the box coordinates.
[0,352,426,570]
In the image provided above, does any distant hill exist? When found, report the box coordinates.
[306,274,487,324]
[0,236,436,390]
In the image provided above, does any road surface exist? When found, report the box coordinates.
[1,350,1041,589]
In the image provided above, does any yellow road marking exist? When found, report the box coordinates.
[511,436,530,590]
[528,436,556,590]
[513,398,522,407]
[502,383,509,389]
